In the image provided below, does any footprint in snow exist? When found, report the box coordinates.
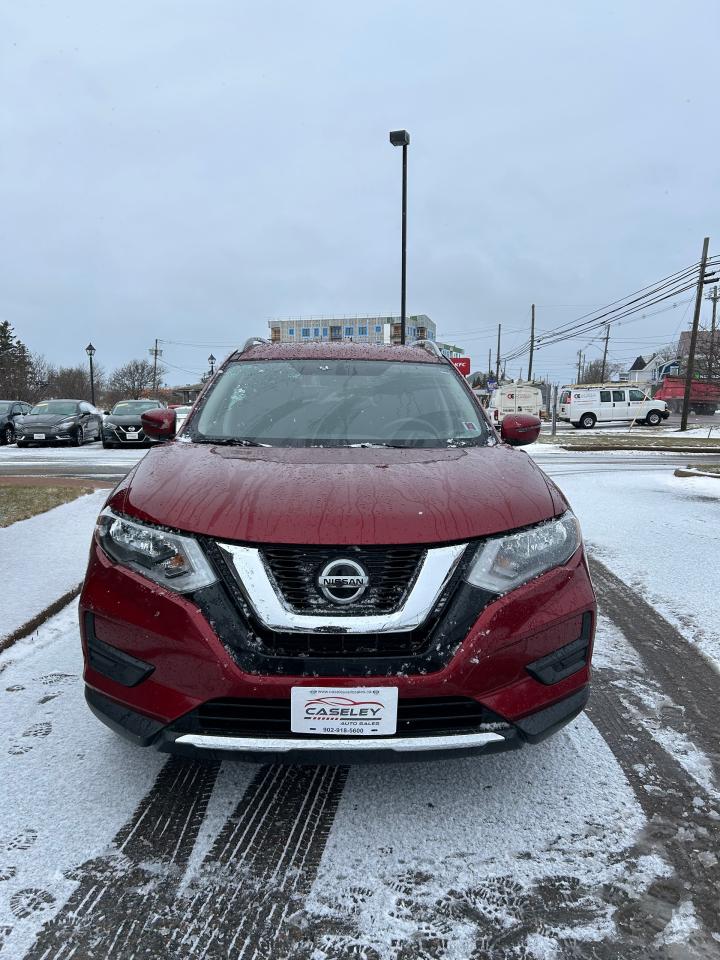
[0,866,17,881]
[5,685,24,693]
[37,673,73,686]
[37,693,61,705]
[8,742,32,756]
[3,829,38,852]
[0,660,14,675]
[9,888,55,919]
[23,722,52,739]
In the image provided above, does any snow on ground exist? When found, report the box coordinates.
[0,489,107,639]
[0,606,669,960]
[0,602,165,960]
[0,443,145,478]
[544,466,720,668]
[302,710,663,957]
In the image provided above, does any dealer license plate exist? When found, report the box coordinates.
[290,686,398,736]
[33,433,45,440]
[126,431,139,440]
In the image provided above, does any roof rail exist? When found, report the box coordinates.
[410,339,445,360]
[240,337,271,353]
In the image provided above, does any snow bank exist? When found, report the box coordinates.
[0,489,106,640]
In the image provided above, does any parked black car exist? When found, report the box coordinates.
[102,399,166,448]
[0,400,32,445]
[15,400,102,447]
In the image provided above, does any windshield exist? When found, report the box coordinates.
[30,401,79,416]
[192,359,489,447]
[111,400,160,415]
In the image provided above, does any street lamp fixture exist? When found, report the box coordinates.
[85,342,96,406]
[208,353,216,376]
[389,129,410,345]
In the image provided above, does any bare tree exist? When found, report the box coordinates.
[106,359,164,402]
[578,359,622,384]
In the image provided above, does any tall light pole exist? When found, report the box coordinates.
[208,353,216,377]
[85,343,96,406]
[389,129,410,345]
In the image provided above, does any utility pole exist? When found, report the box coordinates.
[681,237,710,431]
[488,348,492,377]
[706,285,719,381]
[495,323,501,382]
[148,340,163,395]
[600,325,610,382]
[527,304,535,381]
[576,350,583,384]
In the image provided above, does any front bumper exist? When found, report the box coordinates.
[85,684,589,764]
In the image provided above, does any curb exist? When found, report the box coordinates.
[0,584,82,654]
[545,444,720,453]
[673,468,720,480]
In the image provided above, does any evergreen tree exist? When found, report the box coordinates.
[0,321,32,397]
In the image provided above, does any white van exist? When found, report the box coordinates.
[557,384,669,428]
[487,382,543,424]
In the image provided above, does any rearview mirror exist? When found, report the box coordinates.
[500,413,541,447]
[141,408,176,441]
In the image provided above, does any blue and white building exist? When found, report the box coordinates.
[268,315,436,346]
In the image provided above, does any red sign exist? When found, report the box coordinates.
[450,357,471,376]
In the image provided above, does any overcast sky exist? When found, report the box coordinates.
[1,0,719,385]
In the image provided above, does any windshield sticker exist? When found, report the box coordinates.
[463,421,477,431]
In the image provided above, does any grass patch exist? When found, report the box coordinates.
[0,485,93,527]
[685,464,720,475]
[537,434,720,450]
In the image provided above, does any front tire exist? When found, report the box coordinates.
[579,413,597,429]
[1,425,14,445]
[645,410,662,427]
[16,440,29,448]
[73,425,85,447]
[102,440,115,449]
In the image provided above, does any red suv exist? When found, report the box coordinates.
[80,340,595,762]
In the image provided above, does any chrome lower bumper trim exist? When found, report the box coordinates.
[173,730,506,753]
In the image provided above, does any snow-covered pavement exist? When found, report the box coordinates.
[0,490,107,641]
[0,451,718,958]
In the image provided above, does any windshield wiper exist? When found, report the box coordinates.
[196,437,268,447]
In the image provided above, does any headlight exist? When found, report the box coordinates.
[96,509,217,593]
[465,512,581,594]
[58,418,76,427]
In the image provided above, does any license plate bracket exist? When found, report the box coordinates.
[290,686,398,736]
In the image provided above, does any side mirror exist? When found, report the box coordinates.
[500,413,541,447]
[141,408,176,441]
[103,410,110,416]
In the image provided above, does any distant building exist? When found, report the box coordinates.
[436,341,464,360]
[627,354,680,384]
[267,315,436,346]
[678,329,720,358]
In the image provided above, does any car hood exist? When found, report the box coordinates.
[114,441,565,546]
[106,414,147,426]
[20,414,76,427]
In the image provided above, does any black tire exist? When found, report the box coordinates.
[102,440,115,449]
[580,413,596,429]
[73,425,84,447]
[645,409,662,427]
[1,425,14,445]
[16,441,29,448]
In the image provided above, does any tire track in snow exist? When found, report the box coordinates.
[171,763,348,959]
[588,559,720,956]
[23,761,347,960]
[589,556,720,779]
[23,757,220,960]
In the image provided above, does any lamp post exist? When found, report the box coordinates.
[389,129,410,345]
[208,353,216,377]
[85,343,96,406]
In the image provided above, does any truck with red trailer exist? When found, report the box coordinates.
[653,375,720,415]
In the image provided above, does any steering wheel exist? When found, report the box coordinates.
[379,416,442,440]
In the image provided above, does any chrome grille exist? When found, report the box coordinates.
[261,544,424,613]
